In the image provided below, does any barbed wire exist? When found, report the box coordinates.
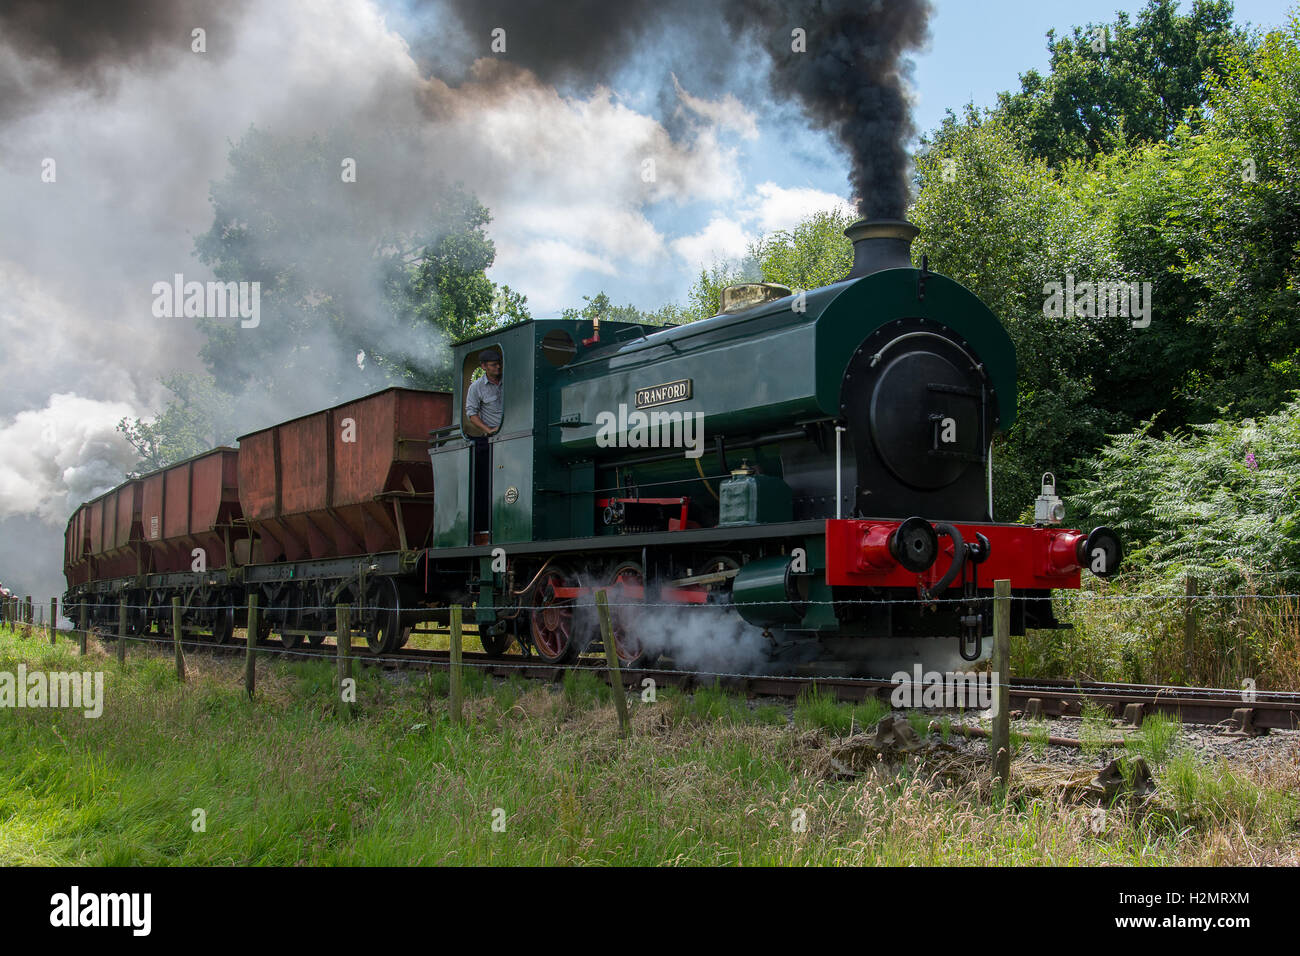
[35,587,1300,618]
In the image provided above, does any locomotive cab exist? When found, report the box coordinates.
[429,318,653,548]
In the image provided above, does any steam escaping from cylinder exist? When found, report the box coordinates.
[424,0,932,218]
[569,573,774,675]
[624,601,773,675]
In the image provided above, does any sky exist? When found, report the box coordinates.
[481,0,1300,310]
[0,0,1296,605]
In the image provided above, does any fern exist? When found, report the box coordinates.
[1070,393,1300,592]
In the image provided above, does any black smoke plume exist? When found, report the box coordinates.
[0,0,246,124]
[423,0,932,218]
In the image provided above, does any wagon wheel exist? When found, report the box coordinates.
[365,577,409,656]
[125,594,149,636]
[529,568,587,665]
[306,589,329,646]
[279,589,304,651]
[209,595,235,645]
[607,561,653,667]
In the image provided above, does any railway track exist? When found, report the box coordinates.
[133,628,1298,735]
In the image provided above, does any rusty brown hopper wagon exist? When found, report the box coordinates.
[77,480,143,581]
[237,388,450,562]
[63,508,91,586]
[138,447,244,574]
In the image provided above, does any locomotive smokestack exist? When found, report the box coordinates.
[845,219,920,279]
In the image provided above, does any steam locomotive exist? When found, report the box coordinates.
[63,218,1121,675]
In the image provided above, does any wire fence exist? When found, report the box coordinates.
[21,589,1300,615]
[8,618,1300,708]
[6,572,1300,697]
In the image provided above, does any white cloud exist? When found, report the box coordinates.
[421,71,745,310]
[668,181,853,272]
[491,237,622,310]
[745,182,855,234]
[669,217,754,272]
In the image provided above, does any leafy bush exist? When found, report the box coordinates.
[1070,394,1300,593]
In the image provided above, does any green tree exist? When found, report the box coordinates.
[751,209,854,290]
[116,373,242,474]
[1156,17,1300,416]
[912,111,1134,516]
[671,211,853,325]
[998,0,1246,167]
[193,127,523,400]
[561,290,688,328]
[126,128,527,468]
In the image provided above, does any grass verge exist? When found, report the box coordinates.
[0,624,1295,865]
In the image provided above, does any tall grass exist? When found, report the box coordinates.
[1013,584,1300,688]
[793,686,889,734]
[0,623,1294,866]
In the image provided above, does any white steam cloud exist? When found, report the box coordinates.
[0,394,139,523]
[0,0,820,603]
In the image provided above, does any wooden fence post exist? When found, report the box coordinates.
[244,594,259,699]
[116,596,127,664]
[595,590,630,738]
[49,597,57,646]
[449,605,464,725]
[991,579,1012,794]
[173,597,186,682]
[1184,574,1197,683]
[78,602,88,655]
[336,603,352,710]
[24,596,32,638]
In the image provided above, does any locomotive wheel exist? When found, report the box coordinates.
[607,562,651,667]
[365,578,409,656]
[701,555,741,581]
[529,569,584,665]
[480,621,514,657]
